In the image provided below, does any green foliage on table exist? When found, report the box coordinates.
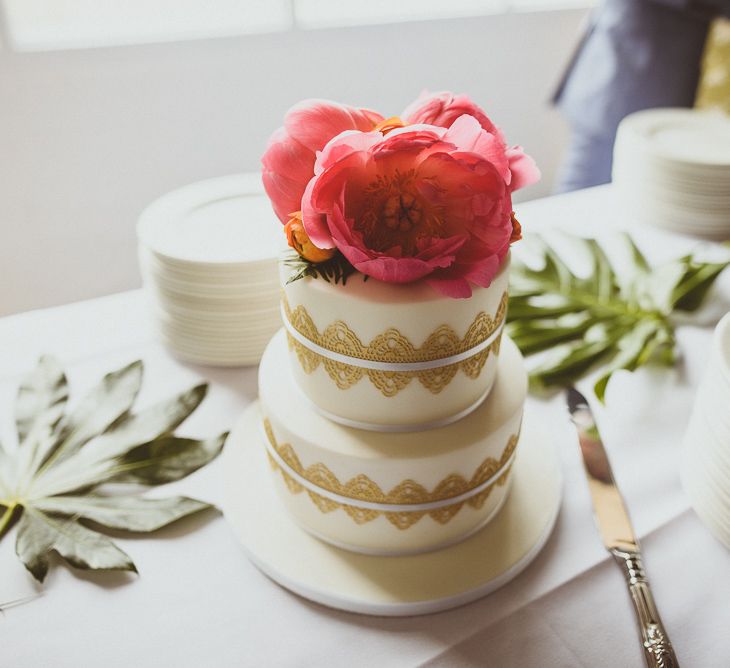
[0,358,227,583]
[507,233,729,401]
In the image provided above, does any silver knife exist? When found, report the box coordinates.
[566,387,679,668]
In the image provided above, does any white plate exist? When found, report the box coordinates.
[221,402,562,617]
[617,109,730,168]
[156,328,279,350]
[145,285,280,306]
[138,173,284,265]
[145,288,281,314]
[140,250,281,285]
[151,308,280,328]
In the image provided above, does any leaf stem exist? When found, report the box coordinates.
[0,503,18,540]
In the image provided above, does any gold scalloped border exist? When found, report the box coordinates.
[282,291,508,364]
[286,331,503,396]
[264,418,518,530]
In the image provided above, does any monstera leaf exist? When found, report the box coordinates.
[507,233,729,401]
[0,357,227,583]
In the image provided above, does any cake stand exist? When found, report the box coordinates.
[222,402,562,617]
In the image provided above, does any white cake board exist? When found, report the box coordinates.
[222,402,562,617]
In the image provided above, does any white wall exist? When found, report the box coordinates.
[0,9,587,316]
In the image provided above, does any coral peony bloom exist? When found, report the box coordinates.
[261,100,384,224]
[302,115,515,298]
[285,212,335,263]
[402,91,540,192]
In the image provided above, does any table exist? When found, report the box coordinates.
[2,185,729,667]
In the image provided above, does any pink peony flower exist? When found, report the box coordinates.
[301,115,515,298]
[261,92,540,297]
[402,91,540,191]
[261,100,383,223]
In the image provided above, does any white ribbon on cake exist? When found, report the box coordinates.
[281,304,505,372]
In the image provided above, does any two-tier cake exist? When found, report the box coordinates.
[258,263,526,554]
[252,91,540,556]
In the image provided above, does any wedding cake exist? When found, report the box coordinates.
[255,91,539,555]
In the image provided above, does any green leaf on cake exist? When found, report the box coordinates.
[507,233,729,401]
[0,357,227,584]
[283,250,363,286]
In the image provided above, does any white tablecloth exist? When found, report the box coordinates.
[2,185,729,667]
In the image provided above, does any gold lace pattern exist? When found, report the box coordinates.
[283,292,508,396]
[264,418,518,530]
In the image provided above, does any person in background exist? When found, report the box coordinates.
[554,0,730,193]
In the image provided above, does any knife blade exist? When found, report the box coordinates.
[566,387,679,668]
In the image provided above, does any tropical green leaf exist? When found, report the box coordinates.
[15,355,68,446]
[283,250,362,286]
[12,357,69,488]
[42,360,143,469]
[63,384,208,469]
[33,495,211,533]
[16,509,136,582]
[114,434,228,485]
[508,233,729,400]
[671,261,729,312]
[593,319,664,402]
[0,357,226,583]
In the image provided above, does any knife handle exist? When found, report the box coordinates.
[610,548,679,668]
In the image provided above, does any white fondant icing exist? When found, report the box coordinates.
[292,380,492,432]
[281,255,510,427]
[258,329,527,554]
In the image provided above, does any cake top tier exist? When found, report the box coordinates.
[281,254,510,353]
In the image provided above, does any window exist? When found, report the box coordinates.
[1,0,594,52]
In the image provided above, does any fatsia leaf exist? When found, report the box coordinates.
[12,357,69,493]
[27,384,210,499]
[32,495,212,533]
[114,434,228,485]
[64,384,208,468]
[16,509,136,583]
[15,356,68,445]
[28,434,225,498]
[42,360,143,469]
[0,357,226,584]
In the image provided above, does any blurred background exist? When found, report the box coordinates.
[0,1,589,316]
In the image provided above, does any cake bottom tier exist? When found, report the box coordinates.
[258,328,528,555]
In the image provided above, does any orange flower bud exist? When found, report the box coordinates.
[510,212,522,243]
[285,212,336,263]
[374,116,406,135]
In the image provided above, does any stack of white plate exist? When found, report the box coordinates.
[137,173,284,366]
[613,108,730,239]
[682,312,730,550]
